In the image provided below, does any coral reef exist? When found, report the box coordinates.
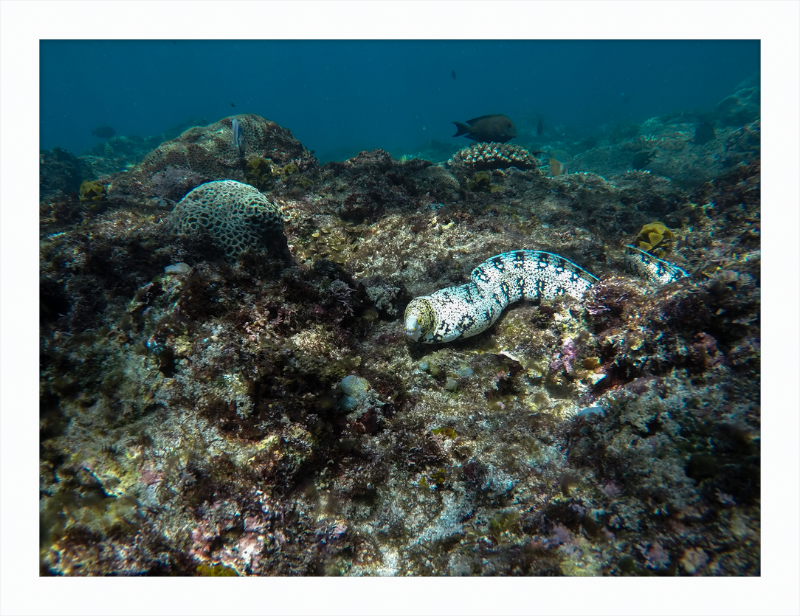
[39,79,760,577]
[39,147,92,202]
[307,148,446,224]
[149,166,207,203]
[714,80,760,127]
[107,114,318,207]
[571,87,760,188]
[396,139,459,164]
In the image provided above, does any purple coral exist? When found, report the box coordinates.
[326,280,355,316]
[550,523,573,546]
[638,541,671,569]
[601,481,622,498]
[549,338,578,374]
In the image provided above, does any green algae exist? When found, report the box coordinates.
[244,156,274,190]
[431,427,457,439]
[281,162,299,176]
[634,221,676,258]
[488,509,522,542]
[196,563,238,576]
[79,180,106,203]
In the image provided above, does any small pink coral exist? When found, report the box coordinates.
[549,338,578,374]
[601,481,621,498]
[550,523,573,546]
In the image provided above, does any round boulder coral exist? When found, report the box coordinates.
[167,180,284,259]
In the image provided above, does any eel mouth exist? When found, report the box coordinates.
[403,314,422,341]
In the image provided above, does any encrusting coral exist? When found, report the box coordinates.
[447,142,540,172]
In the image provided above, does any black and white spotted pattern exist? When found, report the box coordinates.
[623,245,688,285]
[404,250,598,343]
[404,247,688,344]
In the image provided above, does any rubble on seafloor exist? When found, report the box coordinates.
[40,95,760,576]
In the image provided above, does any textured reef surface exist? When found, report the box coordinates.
[40,83,760,576]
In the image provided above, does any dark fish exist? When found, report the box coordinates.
[452,114,516,143]
[232,118,245,158]
[694,118,716,145]
[231,102,235,107]
[451,69,456,80]
[536,118,544,136]
[91,126,116,139]
[631,150,656,170]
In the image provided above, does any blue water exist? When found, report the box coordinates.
[40,40,759,162]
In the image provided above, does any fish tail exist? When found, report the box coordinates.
[452,122,472,137]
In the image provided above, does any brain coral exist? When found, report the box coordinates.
[167,180,284,259]
[109,114,318,201]
[447,142,540,172]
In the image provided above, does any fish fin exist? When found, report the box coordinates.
[466,114,496,125]
[452,122,473,137]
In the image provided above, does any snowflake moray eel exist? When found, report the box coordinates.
[403,246,688,344]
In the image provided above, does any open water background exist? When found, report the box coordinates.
[40,40,759,162]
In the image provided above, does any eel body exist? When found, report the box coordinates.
[404,246,687,344]
[622,245,688,285]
